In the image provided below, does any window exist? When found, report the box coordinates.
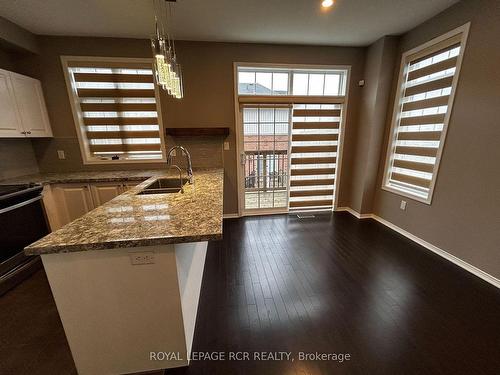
[61,57,165,164]
[238,70,289,95]
[237,67,347,96]
[382,24,470,203]
[236,64,350,213]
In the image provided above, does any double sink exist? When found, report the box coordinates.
[138,146,193,195]
[137,178,188,195]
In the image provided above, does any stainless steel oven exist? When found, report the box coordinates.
[0,184,49,295]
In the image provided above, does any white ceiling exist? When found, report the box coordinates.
[0,0,459,46]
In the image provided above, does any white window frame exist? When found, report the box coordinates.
[233,62,351,216]
[382,23,470,204]
[61,56,167,165]
[237,65,348,97]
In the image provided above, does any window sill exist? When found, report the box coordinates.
[381,184,433,205]
[82,158,168,165]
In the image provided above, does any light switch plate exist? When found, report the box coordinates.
[400,200,407,210]
[129,252,155,265]
[224,141,230,150]
[57,150,65,160]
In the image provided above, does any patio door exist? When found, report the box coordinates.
[234,63,350,216]
[240,106,291,213]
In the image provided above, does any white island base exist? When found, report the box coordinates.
[41,241,208,375]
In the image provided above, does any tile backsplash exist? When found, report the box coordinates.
[0,139,40,180]
[0,135,223,180]
[29,135,223,173]
[165,136,224,169]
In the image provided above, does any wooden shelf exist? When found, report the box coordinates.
[165,127,230,137]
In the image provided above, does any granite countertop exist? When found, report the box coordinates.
[25,168,224,255]
[0,170,167,185]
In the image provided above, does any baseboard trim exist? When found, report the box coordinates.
[336,207,500,289]
[336,207,373,219]
[240,210,288,217]
[223,213,240,219]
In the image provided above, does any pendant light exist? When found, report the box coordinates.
[151,0,184,99]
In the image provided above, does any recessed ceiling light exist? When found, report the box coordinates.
[322,0,334,8]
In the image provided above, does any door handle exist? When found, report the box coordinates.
[240,152,246,165]
[0,196,42,214]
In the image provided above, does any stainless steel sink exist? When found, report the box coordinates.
[137,178,188,195]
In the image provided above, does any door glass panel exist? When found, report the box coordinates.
[243,107,290,210]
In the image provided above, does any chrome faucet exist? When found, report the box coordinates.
[168,164,184,193]
[166,146,194,184]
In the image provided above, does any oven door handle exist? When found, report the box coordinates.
[0,196,42,214]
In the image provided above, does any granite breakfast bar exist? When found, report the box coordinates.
[25,168,223,375]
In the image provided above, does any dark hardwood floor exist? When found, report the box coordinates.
[1,212,499,374]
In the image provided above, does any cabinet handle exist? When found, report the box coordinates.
[21,131,26,134]
[26,131,32,134]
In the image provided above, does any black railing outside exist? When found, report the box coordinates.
[245,173,288,190]
[244,152,289,191]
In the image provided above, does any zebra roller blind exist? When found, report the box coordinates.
[383,24,469,203]
[63,58,165,163]
[289,104,341,210]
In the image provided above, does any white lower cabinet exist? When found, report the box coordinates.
[90,183,124,206]
[44,180,143,231]
[51,183,94,228]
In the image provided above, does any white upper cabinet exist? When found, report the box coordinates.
[0,68,53,138]
[10,72,52,137]
[0,69,21,137]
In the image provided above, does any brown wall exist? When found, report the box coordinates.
[0,16,39,54]
[346,36,398,214]
[32,36,366,214]
[372,0,500,278]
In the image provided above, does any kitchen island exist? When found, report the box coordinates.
[25,168,223,375]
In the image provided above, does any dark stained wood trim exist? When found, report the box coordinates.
[165,127,230,137]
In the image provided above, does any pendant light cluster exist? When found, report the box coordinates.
[151,0,183,99]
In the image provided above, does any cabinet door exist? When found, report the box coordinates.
[0,69,23,137]
[41,184,63,232]
[53,184,94,226]
[10,72,52,137]
[90,183,123,206]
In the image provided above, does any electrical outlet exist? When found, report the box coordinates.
[400,200,407,211]
[224,141,230,150]
[129,252,155,265]
[57,150,66,160]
